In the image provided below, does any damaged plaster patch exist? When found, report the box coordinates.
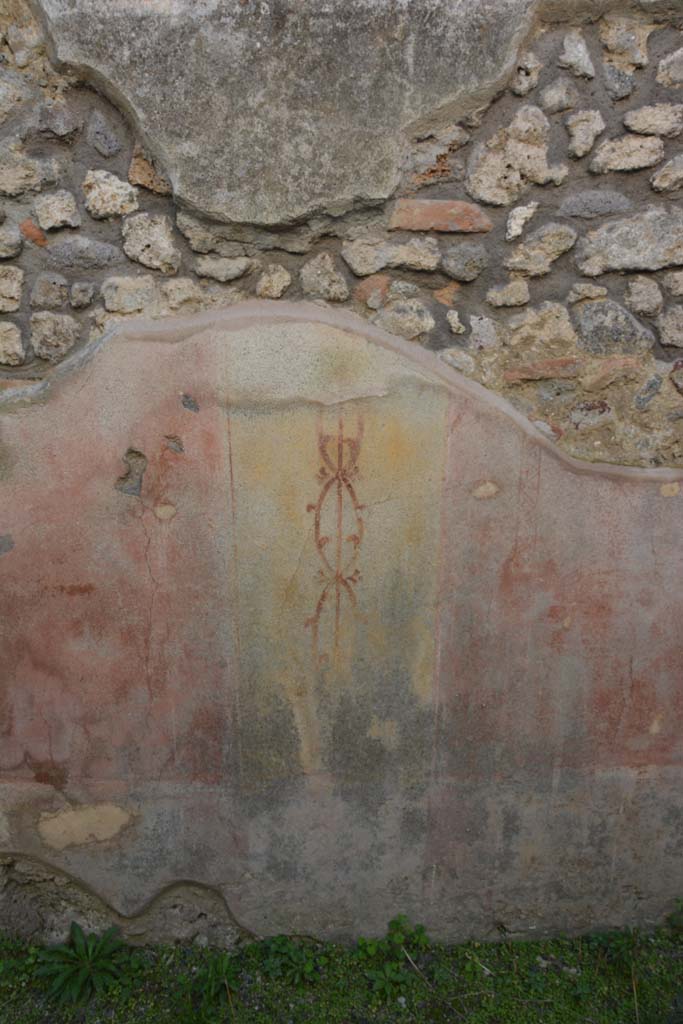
[154,503,176,521]
[660,481,680,497]
[0,856,246,947]
[116,448,148,496]
[0,533,15,555]
[38,803,132,850]
[472,480,501,499]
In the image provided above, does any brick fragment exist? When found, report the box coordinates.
[433,282,461,306]
[389,198,492,233]
[504,357,583,383]
[353,273,391,309]
[19,219,47,247]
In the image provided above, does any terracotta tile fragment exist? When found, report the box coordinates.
[353,273,391,309]
[433,281,461,306]
[19,219,47,247]
[389,198,493,233]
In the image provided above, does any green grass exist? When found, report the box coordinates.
[1,922,683,1024]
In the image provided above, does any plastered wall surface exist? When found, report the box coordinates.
[2,303,683,943]
[1,0,683,943]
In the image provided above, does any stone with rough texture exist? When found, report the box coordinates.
[177,210,317,257]
[446,310,466,334]
[510,50,542,96]
[559,189,631,219]
[504,223,577,277]
[122,214,180,275]
[581,355,641,392]
[300,253,349,302]
[34,0,565,225]
[160,278,202,311]
[39,100,82,139]
[651,156,683,193]
[663,271,683,297]
[670,364,683,395]
[442,241,489,282]
[576,207,683,277]
[389,199,492,233]
[195,257,251,284]
[46,236,123,272]
[373,298,434,339]
[624,104,683,138]
[624,276,663,316]
[572,299,655,354]
[30,272,67,310]
[440,346,475,373]
[506,202,538,240]
[0,221,22,259]
[70,282,95,309]
[0,144,56,197]
[3,302,683,945]
[487,279,530,307]
[590,135,665,174]
[508,302,577,353]
[388,281,419,301]
[657,47,683,87]
[342,237,440,277]
[466,105,567,207]
[30,311,80,362]
[128,145,171,196]
[83,170,138,220]
[0,321,23,365]
[86,110,121,158]
[566,110,606,158]
[0,68,35,125]
[634,374,663,410]
[101,276,156,314]
[404,123,469,188]
[558,29,594,78]
[603,64,634,100]
[34,190,80,231]
[600,14,654,71]
[567,282,608,303]
[657,306,683,347]
[569,398,614,432]
[7,22,43,68]
[540,77,579,114]
[0,266,23,313]
[255,264,292,300]
[469,314,502,350]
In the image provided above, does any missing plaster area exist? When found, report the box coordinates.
[0,856,248,948]
[0,533,15,555]
[116,448,148,496]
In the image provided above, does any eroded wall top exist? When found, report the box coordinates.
[32,0,550,225]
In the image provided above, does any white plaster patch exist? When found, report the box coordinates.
[471,480,500,499]
[154,503,177,521]
[660,482,680,497]
[38,803,132,850]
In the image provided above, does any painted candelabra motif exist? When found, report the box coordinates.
[306,413,365,667]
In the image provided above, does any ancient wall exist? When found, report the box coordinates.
[0,2,682,466]
[2,0,683,944]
